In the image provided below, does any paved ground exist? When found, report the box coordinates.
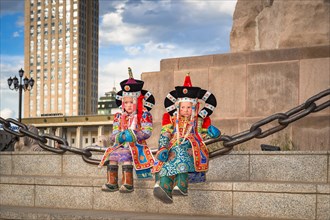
[0,206,287,220]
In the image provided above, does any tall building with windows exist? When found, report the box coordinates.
[24,0,99,117]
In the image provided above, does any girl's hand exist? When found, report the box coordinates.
[207,125,221,138]
[124,129,137,142]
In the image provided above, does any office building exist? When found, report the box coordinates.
[24,0,99,117]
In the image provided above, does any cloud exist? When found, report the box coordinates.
[98,39,196,97]
[98,54,163,94]
[97,0,237,97]
[0,108,15,119]
[124,41,180,57]
[0,0,24,16]
[16,16,25,27]
[97,41,199,99]
[183,0,237,17]
[13,32,19,37]
[0,55,25,77]
[1,0,238,116]
[99,5,148,46]
[99,0,236,53]
[0,55,24,119]
[99,0,121,16]
[124,45,142,56]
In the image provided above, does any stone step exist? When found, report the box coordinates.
[1,151,329,219]
[0,175,329,220]
[0,205,283,220]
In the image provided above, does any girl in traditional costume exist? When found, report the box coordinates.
[99,68,155,193]
[152,73,220,203]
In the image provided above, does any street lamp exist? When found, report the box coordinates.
[7,68,34,122]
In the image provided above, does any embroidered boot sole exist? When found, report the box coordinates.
[119,185,134,193]
[101,184,119,192]
[153,185,173,204]
[172,185,188,196]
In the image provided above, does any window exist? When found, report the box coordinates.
[43,69,48,81]
[44,8,48,19]
[65,103,70,114]
[50,98,55,111]
[51,68,55,80]
[44,54,48,64]
[43,84,48,96]
[59,6,63,19]
[51,53,55,64]
[43,99,48,110]
[58,97,62,110]
[58,82,62,94]
[58,68,62,79]
[30,100,34,112]
[52,8,56,19]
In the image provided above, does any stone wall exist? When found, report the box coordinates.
[0,151,329,219]
[230,0,330,52]
[141,45,330,151]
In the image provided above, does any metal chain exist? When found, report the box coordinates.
[1,88,329,164]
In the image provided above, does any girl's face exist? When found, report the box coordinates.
[180,102,192,117]
[123,97,134,114]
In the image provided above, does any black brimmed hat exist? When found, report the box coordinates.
[164,73,217,118]
[115,67,155,111]
[175,85,201,99]
[197,89,217,118]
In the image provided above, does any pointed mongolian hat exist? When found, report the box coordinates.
[164,73,217,118]
[115,67,155,111]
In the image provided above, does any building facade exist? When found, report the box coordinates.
[22,115,113,148]
[97,87,120,115]
[24,0,99,117]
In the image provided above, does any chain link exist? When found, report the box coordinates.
[0,88,329,164]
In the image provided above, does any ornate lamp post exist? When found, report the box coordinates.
[7,68,34,122]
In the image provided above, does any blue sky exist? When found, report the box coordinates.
[0,0,237,119]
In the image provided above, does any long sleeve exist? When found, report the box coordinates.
[158,113,174,149]
[198,116,211,139]
[134,110,153,141]
[199,116,220,139]
[110,113,121,143]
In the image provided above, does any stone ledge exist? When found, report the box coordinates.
[0,205,275,220]
[158,45,330,70]
[1,175,329,195]
[233,182,319,194]
[1,180,329,219]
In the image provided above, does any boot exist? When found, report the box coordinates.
[119,164,134,193]
[101,164,119,192]
[173,173,188,196]
[153,175,174,204]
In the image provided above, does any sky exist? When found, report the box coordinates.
[0,0,237,119]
